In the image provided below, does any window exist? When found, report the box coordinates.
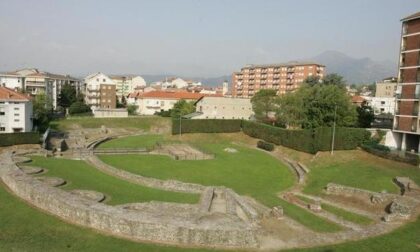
[103,79,106,82]
[14,113,19,116]
[381,101,385,105]
[14,107,19,110]
[96,78,99,82]
[0,112,4,116]
[14,119,19,122]
[0,127,5,131]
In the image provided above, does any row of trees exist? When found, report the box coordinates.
[251,74,374,129]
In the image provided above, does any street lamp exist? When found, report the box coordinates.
[331,104,337,155]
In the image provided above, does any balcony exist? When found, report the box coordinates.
[287,67,295,72]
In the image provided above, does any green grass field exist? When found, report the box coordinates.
[296,195,373,226]
[28,156,199,205]
[97,135,344,232]
[98,134,164,149]
[50,116,170,131]
[1,182,419,251]
[303,150,420,195]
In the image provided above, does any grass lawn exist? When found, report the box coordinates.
[50,116,170,131]
[97,135,344,232]
[98,134,164,149]
[303,150,420,195]
[296,195,373,226]
[1,181,419,251]
[28,156,199,205]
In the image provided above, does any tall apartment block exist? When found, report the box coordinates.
[231,62,325,98]
[393,11,420,152]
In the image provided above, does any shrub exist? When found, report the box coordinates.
[172,119,242,135]
[126,104,138,115]
[0,132,40,147]
[361,144,418,166]
[69,101,91,115]
[257,140,274,151]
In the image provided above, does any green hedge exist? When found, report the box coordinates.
[361,144,419,166]
[0,132,40,147]
[257,140,275,151]
[172,119,242,135]
[242,121,370,154]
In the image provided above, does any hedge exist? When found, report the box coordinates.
[0,132,40,147]
[172,119,242,135]
[257,140,274,151]
[242,121,370,154]
[361,144,419,166]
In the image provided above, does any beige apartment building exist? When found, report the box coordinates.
[375,77,397,97]
[232,62,325,98]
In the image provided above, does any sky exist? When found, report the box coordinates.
[0,0,418,77]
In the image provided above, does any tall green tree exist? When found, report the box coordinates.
[33,92,53,132]
[170,99,195,118]
[321,73,347,88]
[275,93,305,129]
[58,84,77,108]
[357,103,374,128]
[251,89,277,122]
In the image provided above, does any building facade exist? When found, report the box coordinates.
[375,77,397,97]
[0,68,81,109]
[84,73,117,109]
[110,75,146,99]
[0,86,33,133]
[130,90,205,115]
[392,12,420,152]
[231,62,325,98]
[189,97,253,120]
[364,97,396,115]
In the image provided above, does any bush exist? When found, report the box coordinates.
[361,144,418,166]
[242,121,370,154]
[257,140,274,151]
[0,132,40,147]
[155,110,172,117]
[126,104,138,115]
[172,119,242,135]
[69,101,91,115]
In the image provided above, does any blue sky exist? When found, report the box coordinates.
[0,0,418,77]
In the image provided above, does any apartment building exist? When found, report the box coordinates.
[0,86,33,133]
[84,73,117,109]
[109,75,146,99]
[231,62,325,98]
[0,68,81,109]
[392,11,420,152]
[375,77,397,97]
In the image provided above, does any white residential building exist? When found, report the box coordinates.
[84,72,117,109]
[110,75,146,98]
[0,86,33,133]
[363,96,396,115]
[0,68,81,109]
[131,90,205,115]
[189,96,254,120]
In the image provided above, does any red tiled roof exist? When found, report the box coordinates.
[351,95,365,103]
[139,91,205,100]
[0,87,30,101]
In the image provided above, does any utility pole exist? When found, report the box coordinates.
[331,104,337,155]
[179,114,182,137]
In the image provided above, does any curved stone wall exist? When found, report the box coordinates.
[0,152,259,249]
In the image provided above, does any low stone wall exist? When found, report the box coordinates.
[93,108,128,118]
[87,155,206,194]
[0,153,259,249]
[325,183,397,204]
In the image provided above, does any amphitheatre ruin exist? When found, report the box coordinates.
[1,117,420,251]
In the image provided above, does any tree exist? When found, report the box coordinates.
[251,89,277,122]
[357,103,374,128]
[303,76,322,86]
[275,93,305,129]
[170,99,195,118]
[58,84,77,108]
[126,104,138,115]
[33,92,53,132]
[321,73,346,88]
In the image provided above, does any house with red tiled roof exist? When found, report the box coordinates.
[129,90,220,115]
[0,86,33,133]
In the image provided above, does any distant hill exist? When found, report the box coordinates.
[310,50,397,84]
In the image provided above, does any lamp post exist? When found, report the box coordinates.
[331,104,337,155]
[179,114,182,137]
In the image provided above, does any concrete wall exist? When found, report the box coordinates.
[93,108,128,118]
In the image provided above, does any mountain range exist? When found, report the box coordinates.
[309,50,398,84]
